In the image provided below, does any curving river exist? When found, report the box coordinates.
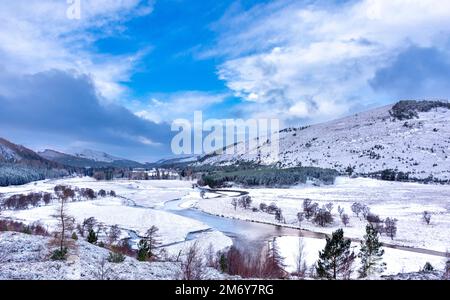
[162,188,448,258]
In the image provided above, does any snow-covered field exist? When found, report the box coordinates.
[1,176,449,279]
[194,177,450,253]
[276,236,447,277]
[0,177,195,208]
[0,178,232,256]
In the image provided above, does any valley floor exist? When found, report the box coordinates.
[1,176,449,279]
[187,177,450,276]
[0,178,232,258]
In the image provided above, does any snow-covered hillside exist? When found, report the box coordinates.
[197,101,450,181]
[0,138,51,164]
[0,138,69,186]
[39,149,142,168]
[71,149,124,163]
[0,144,18,162]
[0,232,229,280]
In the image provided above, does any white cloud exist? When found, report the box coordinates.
[209,0,450,123]
[134,91,230,123]
[0,0,154,100]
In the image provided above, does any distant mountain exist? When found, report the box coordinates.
[71,149,123,163]
[146,155,199,169]
[0,138,59,167]
[0,138,69,186]
[196,100,450,182]
[40,149,143,168]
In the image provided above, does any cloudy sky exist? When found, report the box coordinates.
[1,0,450,162]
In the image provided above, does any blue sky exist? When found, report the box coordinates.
[0,0,450,162]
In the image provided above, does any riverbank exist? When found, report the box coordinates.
[192,177,450,254]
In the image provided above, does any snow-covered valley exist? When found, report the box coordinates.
[1,176,449,280]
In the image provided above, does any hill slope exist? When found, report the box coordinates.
[0,138,69,186]
[39,149,142,168]
[197,100,450,182]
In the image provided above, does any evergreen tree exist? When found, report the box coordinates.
[262,238,286,278]
[358,225,386,278]
[422,262,434,272]
[219,253,228,273]
[137,239,150,261]
[316,229,355,279]
[87,229,98,244]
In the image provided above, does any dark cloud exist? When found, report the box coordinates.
[0,70,172,161]
[370,46,450,99]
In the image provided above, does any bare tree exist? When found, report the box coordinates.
[295,237,307,279]
[303,199,318,219]
[98,189,107,197]
[0,246,7,263]
[179,242,204,280]
[231,198,238,211]
[259,203,268,212]
[81,217,97,237]
[51,197,75,256]
[43,193,52,205]
[205,243,217,268]
[338,205,344,217]
[313,207,333,227]
[341,250,356,280]
[351,202,362,217]
[240,196,252,210]
[93,256,114,280]
[361,205,371,219]
[297,212,304,227]
[325,202,334,213]
[225,247,263,278]
[108,225,121,246]
[384,218,398,240]
[145,225,161,261]
[422,211,432,225]
[366,213,382,225]
[341,213,350,227]
[443,253,450,280]
[275,208,285,223]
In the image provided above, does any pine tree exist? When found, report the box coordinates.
[316,229,355,279]
[87,229,98,244]
[137,239,150,261]
[219,253,228,273]
[262,238,286,278]
[358,225,386,278]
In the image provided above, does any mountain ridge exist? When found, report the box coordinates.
[39,149,143,168]
[195,100,450,182]
[0,139,70,186]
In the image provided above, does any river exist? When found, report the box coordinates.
[162,188,448,258]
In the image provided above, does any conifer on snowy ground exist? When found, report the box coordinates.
[316,229,355,280]
[358,225,386,278]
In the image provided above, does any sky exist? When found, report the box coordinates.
[0,0,450,162]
